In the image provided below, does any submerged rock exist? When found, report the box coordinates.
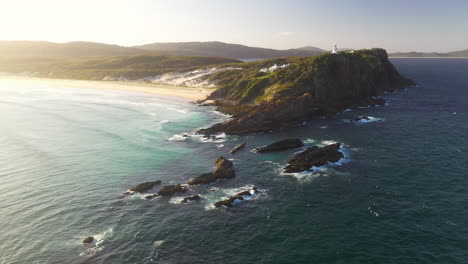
[284,143,344,173]
[229,143,246,154]
[144,194,158,200]
[129,180,162,193]
[256,139,303,153]
[83,237,94,244]
[181,194,201,203]
[354,116,371,121]
[187,157,235,185]
[353,116,383,123]
[214,187,259,208]
[157,184,187,196]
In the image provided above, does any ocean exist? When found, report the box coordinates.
[0,58,467,264]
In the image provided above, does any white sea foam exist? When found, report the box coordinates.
[216,144,225,148]
[210,110,232,119]
[168,134,189,141]
[168,132,227,143]
[125,191,159,201]
[368,203,380,217]
[319,140,339,146]
[150,240,165,261]
[167,107,188,114]
[194,133,227,143]
[319,126,329,129]
[169,194,201,205]
[304,138,318,144]
[79,228,114,257]
[343,116,384,124]
[355,116,384,123]
[204,185,265,210]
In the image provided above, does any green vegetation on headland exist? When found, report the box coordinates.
[0,54,240,80]
[206,49,413,105]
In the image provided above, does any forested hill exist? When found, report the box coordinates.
[134,41,326,59]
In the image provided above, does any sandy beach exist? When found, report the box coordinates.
[0,76,214,101]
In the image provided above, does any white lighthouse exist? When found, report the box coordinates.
[331,43,338,54]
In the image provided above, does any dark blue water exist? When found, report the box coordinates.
[0,59,467,264]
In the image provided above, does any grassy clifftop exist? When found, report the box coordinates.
[207,49,413,105]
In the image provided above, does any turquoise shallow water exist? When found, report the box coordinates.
[1,59,467,264]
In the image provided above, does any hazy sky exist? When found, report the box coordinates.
[1,0,467,52]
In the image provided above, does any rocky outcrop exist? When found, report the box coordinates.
[354,116,371,121]
[129,180,162,193]
[198,49,414,135]
[256,139,303,153]
[198,94,317,135]
[144,194,158,200]
[83,237,94,244]
[229,143,246,154]
[284,143,344,173]
[187,157,235,185]
[181,194,201,203]
[213,187,259,208]
[157,184,187,196]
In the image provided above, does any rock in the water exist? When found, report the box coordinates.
[284,143,344,173]
[256,139,303,153]
[229,143,246,154]
[187,157,235,185]
[144,194,158,200]
[129,180,162,193]
[83,237,94,244]
[181,194,201,203]
[157,184,187,196]
[214,187,259,208]
[354,116,370,121]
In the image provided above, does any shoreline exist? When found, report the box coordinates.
[0,75,214,101]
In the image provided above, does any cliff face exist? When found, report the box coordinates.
[199,49,415,135]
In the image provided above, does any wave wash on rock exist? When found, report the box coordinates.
[198,49,415,135]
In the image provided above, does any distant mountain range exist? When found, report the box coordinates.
[2,40,467,59]
[0,41,327,59]
[390,49,468,58]
[0,41,147,57]
[135,42,327,59]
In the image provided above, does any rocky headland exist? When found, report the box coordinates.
[197,49,415,135]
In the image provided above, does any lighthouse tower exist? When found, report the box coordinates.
[331,43,338,54]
